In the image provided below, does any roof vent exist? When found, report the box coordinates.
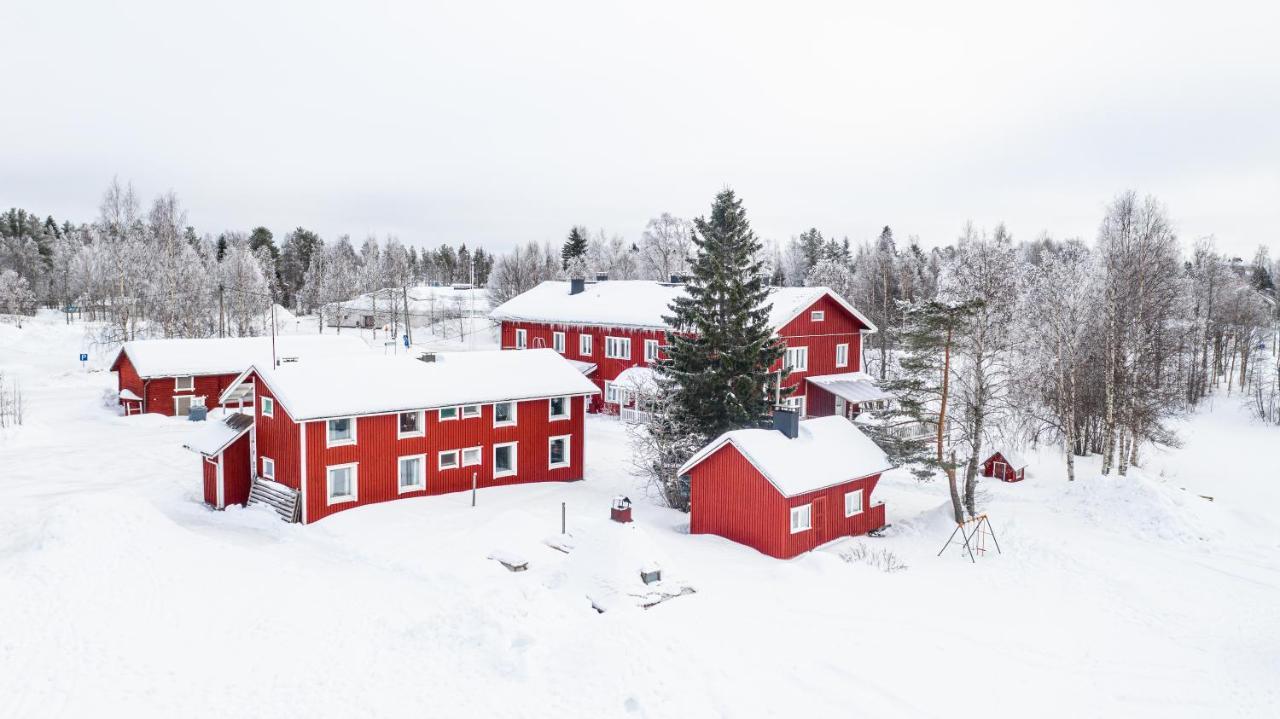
[772,406,800,439]
[570,278,585,295]
[595,273,609,282]
[280,356,299,364]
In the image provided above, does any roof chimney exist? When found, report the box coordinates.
[570,278,585,295]
[417,352,437,363]
[772,406,800,439]
[669,274,685,284]
[595,272,609,282]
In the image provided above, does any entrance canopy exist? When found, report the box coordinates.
[805,372,893,404]
[183,413,254,457]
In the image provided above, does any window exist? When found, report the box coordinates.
[579,334,593,355]
[515,328,527,349]
[261,456,275,480]
[604,381,619,404]
[398,411,423,438]
[493,401,516,427]
[845,489,864,517]
[174,396,193,416]
[548,435,570,468]
[549,396,569,420]
[327,417,356,446]
[461,404,481,419]
[790,504,812,533]
[461,446,482,467]
[553,331,566,354]
[175,375,194,391]
[398,454,425,493]
[439,406,458,421]
[835,343,849,368]
[326,463,358,505]
[261,396,274,418]
[438,450,459,470]
[644,339,660,363]
[493,442,517,478]
[784,346,808,372]
[810,310,825,322]
[783,395,807,418]
[605,336,631,360]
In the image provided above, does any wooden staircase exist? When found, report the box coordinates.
[248,478,301,523]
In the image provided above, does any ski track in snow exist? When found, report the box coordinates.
[1,312,1278,718]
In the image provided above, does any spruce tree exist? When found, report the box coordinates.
[561,226,588,271]
[660,189,786,446]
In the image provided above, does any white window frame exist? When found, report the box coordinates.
[398,454,426,494]
[261,456,275,480]
[438,406,459,421]
[790,504,812,534]
[461,404,481,419]
[548,396,570,420]
[605,336,631,360]
[397,410,424,438]
[548,434,571,469]
[326,416,357,447]
[173,395,194,416]
[326,462,358,505]
[461,446,482,467]
[782,395,807,418]
[844,489,864,517]
[515,328,527,349]
[604,381,619,404]
[579,333,593,356]
[261,396,274,418]
[553,331,566,354]
[644,339,660,363]
[175,375,194,392]
[438,449,459,470]
[835,343,849,368]
[810,310,825,322]
[784,346,809,372]
[493,401,517,427]
[492,441,518,478]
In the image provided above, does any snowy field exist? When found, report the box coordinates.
[1,312,1277,718]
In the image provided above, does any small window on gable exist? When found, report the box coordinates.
[549,396,569,420]
[261,396,274,418]
[790,504,812,533]
[461,404,481,419]
[439,406,458,421]
[175,375,194,391]
[844,489,864,517]
[811,310,825,322]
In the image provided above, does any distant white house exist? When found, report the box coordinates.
[330,285,491,329]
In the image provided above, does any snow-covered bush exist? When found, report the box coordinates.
[838,542,907,573]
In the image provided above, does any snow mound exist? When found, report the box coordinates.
[548,519,691,613]
[1061,472,1223,544]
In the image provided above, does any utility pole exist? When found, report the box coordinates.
[403,284,413,347]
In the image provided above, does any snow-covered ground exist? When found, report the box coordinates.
[1,312,1277,718]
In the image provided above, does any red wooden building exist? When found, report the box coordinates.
[680,410,891,559]
[111,335,367,416]
[203,348,599,523]
[981,450,1027,482]
[489,279,883,417]
[183,413,255,509]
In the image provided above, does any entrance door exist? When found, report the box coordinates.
[174,395,193,417]
[834,396,847,418]
[993,461,1006,480]
[812,496,828,544]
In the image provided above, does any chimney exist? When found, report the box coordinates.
[595,272,609,282]
[570,278,585,295]
[772,406,800,439]
[669,274,685,284]
[417,352,437,363]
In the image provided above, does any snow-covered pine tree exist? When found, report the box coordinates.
[561,226,588,271]
[660,188,785,447]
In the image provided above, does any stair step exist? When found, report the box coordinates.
[247,479,300,523]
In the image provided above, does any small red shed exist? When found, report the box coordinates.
[183,413,255,509]
[981,450,1027,482]
[680,411,891,559]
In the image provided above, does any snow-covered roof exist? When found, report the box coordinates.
[225,348,600,421]
[489,281,877,333]
[566,359,597,376]
[987,448,1028,468]
[112,335,370,378]
[182,413,254,457]
[678,416,893,497]
[118,388,142,401]
[613,366,658,392]
[339,285,490,313]
[805,372,894,403]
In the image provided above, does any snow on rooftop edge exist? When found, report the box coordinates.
[116,335,370,378]
[679,415,892,497]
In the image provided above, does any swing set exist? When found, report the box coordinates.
[937,513,1002,563]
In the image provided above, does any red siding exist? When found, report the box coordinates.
[221,433,253,506]
[112,348,246,416]
[689,443,886,559]
[253,378,303,491]
[300,395,587,523]
[114,352,145,413]
[202,457,218,506]
[982,452,1024,482]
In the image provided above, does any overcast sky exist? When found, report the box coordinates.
[4,1,1278,258]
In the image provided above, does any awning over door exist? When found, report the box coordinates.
[805,372,893,404]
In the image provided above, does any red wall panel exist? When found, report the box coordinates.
[252,376,302,491]
[202,457,218,507]
[221,433,253,506]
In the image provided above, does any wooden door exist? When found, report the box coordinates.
[812,497,828,544]
[993,461,1006,480]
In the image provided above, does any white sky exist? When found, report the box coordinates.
[4,1,1278,258]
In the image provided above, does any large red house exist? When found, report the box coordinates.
[202,348,599,524]
[489,279,888,417]
[111,335,367,416]
[680,411,890,559]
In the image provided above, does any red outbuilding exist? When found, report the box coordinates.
[183,413,255,509]
[489,279,881,417]
[981,450,1027,482]
[111,335,367,416]
[680,410,891,559]
[207,348,599,523]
